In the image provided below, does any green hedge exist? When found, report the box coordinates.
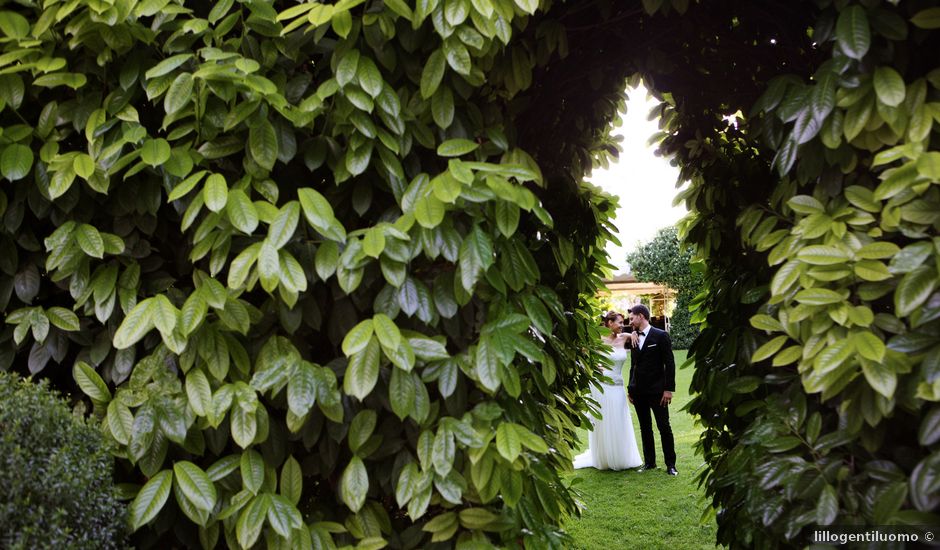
[0,1,617,548]
[669,1,940,546]
[0,371,126,549]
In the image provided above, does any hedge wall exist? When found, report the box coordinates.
[0,0,620,547]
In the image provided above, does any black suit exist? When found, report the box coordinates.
[627,326,676,469]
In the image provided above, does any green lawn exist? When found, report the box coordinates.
[563,350,718,549]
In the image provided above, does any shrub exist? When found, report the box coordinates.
[626,226,703,350]
[0,371,126,550]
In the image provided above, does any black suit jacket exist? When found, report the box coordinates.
[627,326,676,396]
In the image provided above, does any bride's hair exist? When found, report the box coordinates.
[602,311,623,325]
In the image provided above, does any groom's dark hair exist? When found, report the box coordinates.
[629,304,651,320]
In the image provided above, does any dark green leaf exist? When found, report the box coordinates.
[140,138,171,166]
[173,461,217,512]
[1,144,33,181]
[344,338,381,400]
[130,470,173,530]
[340,456,368,512]
[873,66,906,107]
[420,50,446,99]
[249,118,278,171]
[836,6,870,60]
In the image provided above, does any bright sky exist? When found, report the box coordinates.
[586,84,688,274]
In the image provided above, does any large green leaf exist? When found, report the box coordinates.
[46,306,79,331]
[240,449,265,494]
[797,245,849,265]
[203,174,229,212]
[344,338,381,400]
[1,144,33,181]
[230,406,257,449]
[315,240,339,280]
[130,470,174,531]
[794,288,845,305]
[752,335,788,363]
[257,240,280,292]
[420,50,446,99]
[107,399,134,445]
[444,39,471,75]
[873,66,906,107]
[414,196,445,229]
[113,298,156,349]
[357,56,383,98]
[145,53,193,79]
[0,10,30,38]
[236,494,269,549]
[73,153,95,179]
[836,5,870,60]
[75,224,105,258]
[249,118,278,171]
[861,359,897,398]
[226,189,259,234]
[495,422,521,461]
[267,494,303,537]
[164,73,194,114]
[173,461,217,512]
[389,367,416,420]
[514,424,548,453]
[815,484,838,525]
[911,7,940,29]
[336,49,360,87]
[361,226,385,258]
[395,462,420,507]
[340,456,369,512]
[515,0,538,15]
[151,294,178,336]
[342,319,375,356]
[437,139,479,157]
[73,361,111,404]
[348,409,377,453]
[431,86,455,129]
[280,456,303,506]
[267,201,300,248]
[298,187,346,241]
[287,361,317,416]
[32,72,87,89]
[168,170,208,201]
[140,138,171,166]
[854,332,886,362]
[895,266,937,317]
[458,225,493,291]
[474,338,500,392]
[372,313,402,350]
[185,368,213,417]
[916,152,940,180]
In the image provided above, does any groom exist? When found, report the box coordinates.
[626,304,677,476]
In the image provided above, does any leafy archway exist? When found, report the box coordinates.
[0,0,937,548]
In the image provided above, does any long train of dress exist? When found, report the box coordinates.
[573,346,643,470]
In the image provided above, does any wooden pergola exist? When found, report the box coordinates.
[600,273,676,330]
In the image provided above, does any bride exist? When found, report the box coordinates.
[574,311,644,470]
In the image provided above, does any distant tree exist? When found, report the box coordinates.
[627,226,701,349]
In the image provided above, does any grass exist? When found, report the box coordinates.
[563,350,718,549]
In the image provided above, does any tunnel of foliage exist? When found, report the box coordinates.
[1,0,939,548]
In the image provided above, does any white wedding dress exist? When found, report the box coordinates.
[574,345,643,470]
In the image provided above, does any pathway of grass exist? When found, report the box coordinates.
[564,351,717,549]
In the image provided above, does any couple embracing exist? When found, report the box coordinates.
[573,305,678,476]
